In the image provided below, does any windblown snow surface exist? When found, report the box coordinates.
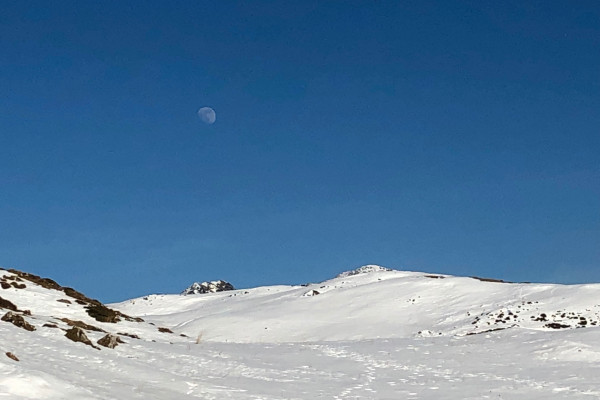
[2,265,600,399]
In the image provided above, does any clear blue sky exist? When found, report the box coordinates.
[1,1,598,302]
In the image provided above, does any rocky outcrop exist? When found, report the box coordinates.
[65,327,98,349]
[97,334,124,348]
[182,280,235,295]
[0,296,18,311]
[336,265,393,278]
[1,311,35,331]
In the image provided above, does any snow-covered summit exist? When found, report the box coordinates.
[335,264,393,278]
[181,280,234,295]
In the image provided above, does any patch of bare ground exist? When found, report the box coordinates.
[5,352,19,361]
[158,327,173,333]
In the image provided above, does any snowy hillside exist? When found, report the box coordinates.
[116,265,600,343]
[2,265,600,399]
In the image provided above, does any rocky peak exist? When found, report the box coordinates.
[336,265,393,278]
[181,280,235,295]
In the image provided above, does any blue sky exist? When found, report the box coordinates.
[1,1,598,302]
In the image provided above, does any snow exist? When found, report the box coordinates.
[2,266,600,399]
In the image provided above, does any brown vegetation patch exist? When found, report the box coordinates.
[2,312,36,331]
[5,352,19,361]
[60,318,106,332]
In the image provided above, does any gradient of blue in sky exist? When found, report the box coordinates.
[1,1,599,301]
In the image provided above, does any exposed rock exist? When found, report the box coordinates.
[85,303,120,323]
[97,334,124,349]
[546,323,571,329]
[336,265,393,278]
[5,352,18,361]
[117,332,140,339]
[424,275,445,279]
[0,296,18,311]
[158,327,173,333]
[56,299,72,304]
[1,282,10,290]
[8,269,62,291]
[303,289,320,296]
[1,312,36,331]
[5,269,142,323]
[60,318,105,332]
[10,282,26,289]
[182,280,235,295]
[466,327,507,336]
[471,276,508,283]
[63,287,94,304]
[65,327,98,349]
[43,323,59,328]
[84,302,143,323]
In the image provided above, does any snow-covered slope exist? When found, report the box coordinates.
[115,266,600,343]
[2,265,600,399]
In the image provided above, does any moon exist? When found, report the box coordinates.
[197,107,216,124]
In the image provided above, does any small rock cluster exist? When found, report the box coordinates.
[0,274,26,290]
[182,280,235,295]
[468,300,600,334]
[2,311,36,331]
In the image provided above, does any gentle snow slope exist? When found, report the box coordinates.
[114,266,600,343]
[1,265,600,399]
